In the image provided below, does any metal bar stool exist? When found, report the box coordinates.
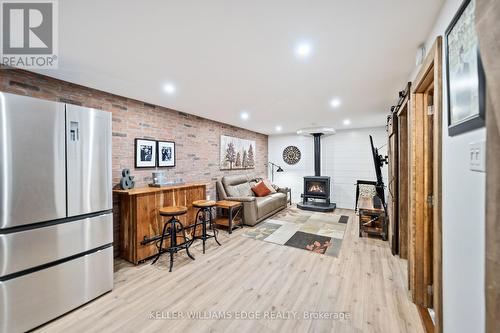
[152,206,195,272]
[191,200,221,253]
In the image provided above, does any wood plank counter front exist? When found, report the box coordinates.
[114,183,207,264]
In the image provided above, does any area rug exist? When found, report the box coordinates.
[242,205,349,257]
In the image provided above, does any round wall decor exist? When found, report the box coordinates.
[282,146,301,165]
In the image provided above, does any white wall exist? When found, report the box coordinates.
[268,134,314,204]
[413,1,486,332]
[268,127,388,209]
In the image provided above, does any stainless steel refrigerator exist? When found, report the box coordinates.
[0,92,113,333]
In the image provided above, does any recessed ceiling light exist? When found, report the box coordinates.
[295,42,312,58]
[275,125,283,132]
[343,119,351,126]
[240,112,249,120]
[330,98,341,108]
[163,83,176,94]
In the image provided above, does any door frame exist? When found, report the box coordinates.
[388,111,399,255]
[409,37,443,333]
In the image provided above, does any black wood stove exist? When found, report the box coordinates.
[297,133,336,212]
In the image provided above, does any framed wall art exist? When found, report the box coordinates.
[445,0,485,136]
[157,141,176,167]
[135,138,157,168]
[220,135,256,170]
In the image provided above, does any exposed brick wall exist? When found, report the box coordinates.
[0,68,268,256]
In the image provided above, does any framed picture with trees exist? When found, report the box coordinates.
[220,135,256,170]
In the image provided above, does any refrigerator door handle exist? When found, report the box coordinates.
[69,121,79,141]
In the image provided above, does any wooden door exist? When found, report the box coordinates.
[397,100,410,260]
[410,81,434,309]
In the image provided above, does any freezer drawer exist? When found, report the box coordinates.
[0,92,66,229]
[0,213,113,277]
[0,246,113,333]
[66,105,112,217]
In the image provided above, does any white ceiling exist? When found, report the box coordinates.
[37,0,444,135]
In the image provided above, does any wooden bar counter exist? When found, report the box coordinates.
[114,182,207,264]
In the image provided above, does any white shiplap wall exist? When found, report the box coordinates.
[268,127,388,209]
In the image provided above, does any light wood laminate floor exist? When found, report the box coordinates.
[36,208,423,333]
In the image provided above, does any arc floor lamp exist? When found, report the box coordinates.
[268,162,284,182]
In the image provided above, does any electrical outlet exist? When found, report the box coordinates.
[469,141,486,172]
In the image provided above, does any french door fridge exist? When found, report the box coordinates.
[0,92,113,333]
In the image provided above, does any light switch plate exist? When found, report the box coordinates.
[469,141,486,172]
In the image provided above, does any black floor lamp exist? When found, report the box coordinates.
[268,162,284,182]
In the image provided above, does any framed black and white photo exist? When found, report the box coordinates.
[445,0,485,136]
[157,141,176,167]
[135,138,157,168]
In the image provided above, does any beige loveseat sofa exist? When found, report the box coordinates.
[216,175,288,226]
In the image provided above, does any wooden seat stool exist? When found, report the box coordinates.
[191,200,221,253]
[151,206,195,272]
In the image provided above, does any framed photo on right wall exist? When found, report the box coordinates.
[445,0,486,136]
[157,140,176,167]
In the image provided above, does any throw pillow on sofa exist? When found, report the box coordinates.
[253,177,277,193]
[262,178,277,193]
[251,181,272,197]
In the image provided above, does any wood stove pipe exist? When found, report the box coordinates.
[312,133,322,176]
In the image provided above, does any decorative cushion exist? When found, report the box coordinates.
[252,181,272,197]
[262,178,277,193]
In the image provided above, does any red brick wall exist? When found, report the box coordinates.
[0,68,268,256]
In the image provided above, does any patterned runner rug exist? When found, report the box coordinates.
[242,205,349,257]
